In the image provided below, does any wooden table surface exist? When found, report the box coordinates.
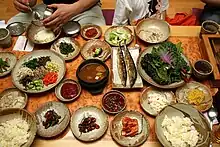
[0,26,219,147]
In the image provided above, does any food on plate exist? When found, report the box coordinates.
[0,118,30,147]
[43,72,58,86]
[108,28,131,46]
[187,89,205,105]
[59,42,75,55]
[42,109,61,129]
[161,115,200,147]
[117,45,127,87]
[17,56,60,91]
[123,43,137,87]
[147,91,171,113]
[78,63,107,83]
[92,47,103,57]
[102,91,125,113]
[78,116,100,133]
[34,29,55,43]
[61,82,79,99]
[0,91,26,109]
[0,58,10,73]
[139,29,164,43]
[121,117,139,137]
[85,27,98,38]
[141,42,191,85]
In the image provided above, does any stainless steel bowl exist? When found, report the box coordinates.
[63,21,80,37]
[26,21,61,45]
[135,19,170,44]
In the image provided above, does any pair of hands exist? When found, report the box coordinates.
[14,0,78,29]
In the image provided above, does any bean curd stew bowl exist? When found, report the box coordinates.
[192,59,213,80]
[102,90,126,114]
[76,59,109,94]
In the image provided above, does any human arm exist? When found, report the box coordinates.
[201,0,220,5]
[13,0,37,12]
[43,0,99,28]
[112,0,129,26]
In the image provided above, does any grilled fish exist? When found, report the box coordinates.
[123,42,137,88]
[117,43,127,87]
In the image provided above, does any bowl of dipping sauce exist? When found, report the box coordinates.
[193,59,213,80]
[102,90,126,114]
[55,79,81,102]
[76,59,109,94]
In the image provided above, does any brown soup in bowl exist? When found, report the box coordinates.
[78,63,107,83]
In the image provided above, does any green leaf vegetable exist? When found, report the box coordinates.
[141,42,191,85]
[109,29,130,45]
[0,58,10,73]
[23,56,51,70]
[59,42,75,55]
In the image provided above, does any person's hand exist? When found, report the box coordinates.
[13,0,36,12]
[43,4,79,29]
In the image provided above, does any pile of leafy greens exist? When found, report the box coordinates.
[141,41,191,85]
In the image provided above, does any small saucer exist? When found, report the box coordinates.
[6,22,26,36]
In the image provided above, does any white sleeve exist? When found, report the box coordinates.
[161,0,169,12]
[112,0,130,26]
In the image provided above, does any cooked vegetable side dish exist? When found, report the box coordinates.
[187,88,205,105]
[59,42,75,55]
[0,58,10,73]
[16,56,60,91]
[43,110,61,129]
[121,117,139,137]
[108,28,131,46]
[141,42,191,85]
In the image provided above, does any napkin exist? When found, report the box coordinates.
[13,36,34,52]
[0,20,6,28]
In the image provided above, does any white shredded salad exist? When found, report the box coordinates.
[0,118,30,147]
[147,91,170,113]
[161,115,200,147]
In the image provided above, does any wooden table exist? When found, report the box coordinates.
[0,26,219,147]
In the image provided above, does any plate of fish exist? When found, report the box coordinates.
[110,110,150,147]
[112,44,143,88]
[104,26,133,46]
[11,50,66,93]
[140,86,176,116]
[0,88,27,110]
[35,101,70,138]
[81,39,112,61]
[137,41,191,89]
[80,24,102,40]
[70,106,108,142]
[155,103,211,147]
[50,37,80,61]
[176,81,213,112]
[0,52,17,77]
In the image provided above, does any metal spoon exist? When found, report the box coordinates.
[208,106,218,130]
[27,4,41,20]
[207,106,218,147]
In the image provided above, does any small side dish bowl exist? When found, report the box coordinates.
[76,59,109,94]
[80,24,102,40]
[192,59,213,80]
[101,90,126,114]
[55,79,81,102]
[135,19,170,44]
[0,88,28,110]
[0,52,17,77]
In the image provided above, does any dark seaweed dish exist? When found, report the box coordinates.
[141,42,191,85]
